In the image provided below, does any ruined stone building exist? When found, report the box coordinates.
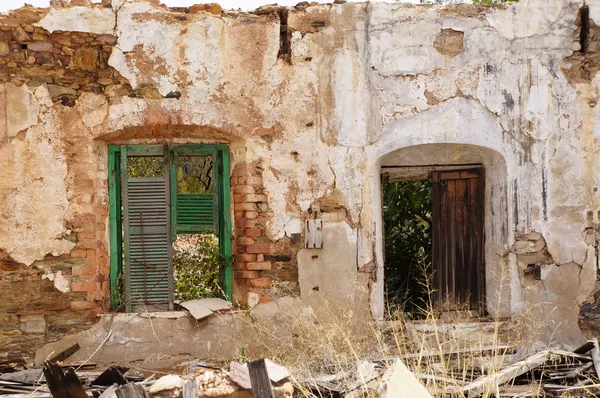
[2,0,600,366]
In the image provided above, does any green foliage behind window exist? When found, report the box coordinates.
[173,234,222,301]
[383,179,432,313]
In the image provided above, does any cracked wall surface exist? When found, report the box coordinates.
[4,0,600,362]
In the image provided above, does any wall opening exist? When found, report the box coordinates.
[382,178,432,315]
[378,144,509,318]
[108,144,232,312]
[382,165,485,317]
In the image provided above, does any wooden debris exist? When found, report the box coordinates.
[115,383,149,398]
[91,366,128,387]
[181,379,197,398]
[0,369,43,384]
[48,343,81,364]
[573,340,595,354]
[591,337,600,380]
[248,359,275,398]
[42,361,87,398]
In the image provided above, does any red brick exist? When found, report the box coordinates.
[85,310,98,319]
[245,228,262,238]
[230,177,238,185]
[236,203,257,211]
[235,270,260,279]
[249,277,272,287]
[72,264,97,276]
[71,301,95,310]
[237,237,254,245]
[70,249,87,258]
[72,282,98,292]
[233,194,243,203]
[246,176,263,186]
[233,261,246,270]
[236,254,257,262]
[236,245,246,254]
[259,295,272,304]
[87,289,103,301]
[243,220,257,228]
[257,254,264,262]
[96,255,108,267]
[245,211,258,220]
[245,194,268,203]
[247,261,272,270]
[234,211,244,220]
[234,185,254,194]
[84,255,97,268]
[246,243,270,254]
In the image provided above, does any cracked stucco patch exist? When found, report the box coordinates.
[0,90,74,265]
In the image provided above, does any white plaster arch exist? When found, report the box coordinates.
[365,98,522,319]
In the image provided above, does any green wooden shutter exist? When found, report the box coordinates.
[171,146,218,235]
[121,146,173,311]
[175,194,216,233]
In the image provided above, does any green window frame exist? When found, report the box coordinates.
[108,144,233,310]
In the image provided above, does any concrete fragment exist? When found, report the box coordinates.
[229,361,251,389]
[377,359,431,398]
[178,298,232,320]
[5,83,38,137]
[149,375,183,393]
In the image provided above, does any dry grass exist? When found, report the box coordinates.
[245,269,558,397]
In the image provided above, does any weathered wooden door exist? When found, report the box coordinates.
[432,169,485,313]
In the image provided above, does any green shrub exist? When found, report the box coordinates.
[173,234,222,301]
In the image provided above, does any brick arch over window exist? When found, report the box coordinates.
[373,143,511,318]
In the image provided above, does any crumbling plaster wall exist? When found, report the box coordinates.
[4,0,600,361]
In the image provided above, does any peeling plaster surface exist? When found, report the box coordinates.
[4,0,600,353]
[35,6,116,35]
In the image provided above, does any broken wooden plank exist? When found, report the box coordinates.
[374,344,515,362]
[48,343,81,364]
[114,383,149,398]
[416,372,467,386]
[42,361,87,398]
[248,359,275,398]
[590,337,600,380]
[574,341,596,354]
[454,350,550,397]
[0,368,43,384]
[91,366,128,386]
[182,379,197,398]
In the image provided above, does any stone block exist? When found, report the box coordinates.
[73,47,98,71]
[27,42,54,52]
[20,315,46,334]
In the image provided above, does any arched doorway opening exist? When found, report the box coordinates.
[379,144,509,318]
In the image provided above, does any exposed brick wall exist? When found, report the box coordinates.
[231,162,303,306]
[231,162,274,305]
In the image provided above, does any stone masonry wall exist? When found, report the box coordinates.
[5,0,600,364]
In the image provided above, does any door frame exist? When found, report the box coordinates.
[380,164,486,316]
